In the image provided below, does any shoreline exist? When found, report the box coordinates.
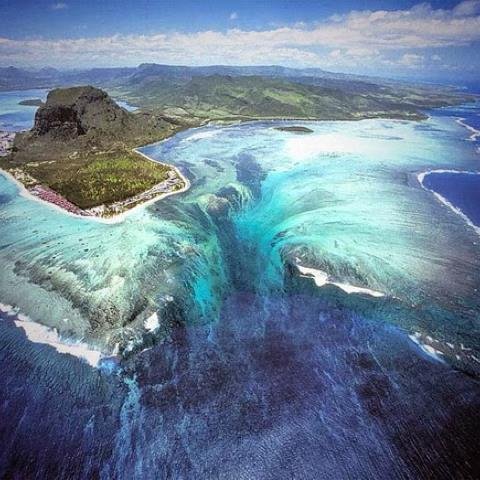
[416,169,480,237]
[0,140,191,224]
[416,115,480,236]
[1,107,475,225]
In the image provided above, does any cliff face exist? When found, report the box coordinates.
[1,85,188,211]
[32,86,131,141]
[10,86,180,159]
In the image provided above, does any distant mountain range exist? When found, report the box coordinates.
[0,63,432,92]
[2,63,475,126]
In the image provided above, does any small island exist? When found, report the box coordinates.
[18,98,44,107]
[275,126,314,133]
[1,86,191,219]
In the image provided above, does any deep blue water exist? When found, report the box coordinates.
[422,99,480,229]
[423,172,480,227]
[1,94,480,478]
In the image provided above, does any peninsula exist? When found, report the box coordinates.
[0,71,475,219]
[0,86,191,218]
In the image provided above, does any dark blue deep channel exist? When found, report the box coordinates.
[423,171,480,228]
[1,93,480,479]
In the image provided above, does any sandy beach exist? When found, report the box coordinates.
[0,145,191,224]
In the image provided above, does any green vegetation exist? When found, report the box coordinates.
[116,74,474,122]
[23,150,172,208]
[3,86,189,212]
[2,74,474,213]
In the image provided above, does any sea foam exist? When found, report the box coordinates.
[417,169,480,236]
[456,117,480,142]
[296,262,385,298]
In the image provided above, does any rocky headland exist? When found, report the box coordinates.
[1,86,190,217]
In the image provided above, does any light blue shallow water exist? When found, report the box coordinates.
[0,89,48,131]
[1,97,480,478]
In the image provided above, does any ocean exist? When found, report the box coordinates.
[0,89,48,131]
[422,171,480,228]
[0,90,479,478]
[418,99,480,231]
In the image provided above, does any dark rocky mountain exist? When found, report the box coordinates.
[32,86,132,140]
[2,86,185,209]
[16,85,178,150]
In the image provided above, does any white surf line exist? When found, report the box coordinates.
[0,140,191,225]
[295,262,385,298]
[408,332,446,364]
[416,169,480,237]
[0,302,104,368]
[456,117,480,141]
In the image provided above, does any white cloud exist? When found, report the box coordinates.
[453,0,480,16]
[51,2,68,10]
[2,2,479,72]
[398,53,424,67]
[229,12,238,21]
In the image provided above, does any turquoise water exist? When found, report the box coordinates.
[1,113,479,366]
[0,89,48,131]
[1,99,480,477]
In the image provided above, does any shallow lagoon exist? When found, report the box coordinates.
[1,103,480,477]
[0,89,48,131]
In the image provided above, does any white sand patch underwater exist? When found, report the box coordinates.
[144,312,160,332]
[285,133,370,159]
[0,302,104,367]
[296,262,385,298]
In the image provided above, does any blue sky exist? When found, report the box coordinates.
[1,0,479,80]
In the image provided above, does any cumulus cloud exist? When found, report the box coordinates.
[51,2,68,10]
[229,12,238,21]
[2,1,479,71]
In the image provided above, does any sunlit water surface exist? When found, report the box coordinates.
[1,93,480,478]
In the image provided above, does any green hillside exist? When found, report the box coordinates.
[117,74,472,121]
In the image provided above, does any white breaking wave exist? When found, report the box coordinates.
[409,332,445,364]
[295,262,385,298]
[0,302,104,367]
[456,117,480,142]
[417,169,480,237]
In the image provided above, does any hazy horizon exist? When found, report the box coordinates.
[1,0,480,82]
